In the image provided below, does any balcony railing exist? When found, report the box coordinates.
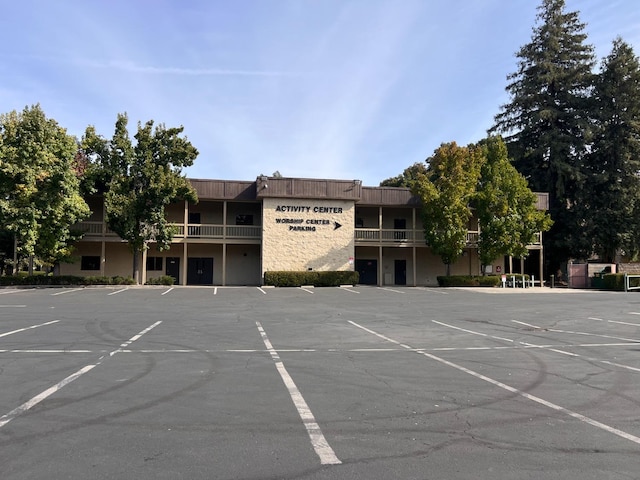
[172,223,261,240]
[74,221,118,237]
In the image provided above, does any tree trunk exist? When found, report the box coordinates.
[132,250,140,284]
[446,263,451,276]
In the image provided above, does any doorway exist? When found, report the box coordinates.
[187,257,214,285]
[395,259,407,285]
[355,259,377,285]
[165,257,180,284]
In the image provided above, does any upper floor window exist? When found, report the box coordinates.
[236,214,253,225]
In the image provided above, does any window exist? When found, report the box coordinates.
[236,214,253,225]
[146,256,163,271]
[356,218,364,228]
[81,256,101,270]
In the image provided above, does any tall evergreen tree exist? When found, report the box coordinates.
[585,38,640,262]
[491,0,596,270]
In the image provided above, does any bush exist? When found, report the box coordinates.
[0,275,135,286]
[264,271,359,287]
[602,273,626,291]
[437,275,503,287]
[146,275,175,286]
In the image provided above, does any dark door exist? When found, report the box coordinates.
[395,259,407,285]
[165,257,180,284]
[355,259,377,285]
[187,257,214,285]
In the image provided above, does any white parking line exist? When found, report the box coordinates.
[0,320,162,429]
[348,320,640,447]
[0,320,60,338]
[513,320,640,343]
[161,287,174,296]
[588,317,640,327]
[257,287,267,295]
[107,288,128,296]
[50,288,84,296]
[378,287,405,294]
[339,287,360,294]
[299,287,314,294]
[213,287,218,295]
[432,320,514,343]
[256,321,341,465]
[0,305,26,308]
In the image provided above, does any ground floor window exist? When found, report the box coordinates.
[146,256,163,271]
[81,256,101,271]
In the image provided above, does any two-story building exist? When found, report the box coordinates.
[63,176,548,286]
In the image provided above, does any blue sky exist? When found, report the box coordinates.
[2,1,639,186]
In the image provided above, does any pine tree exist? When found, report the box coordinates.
[585,38,640,262]
[491,0,596,270]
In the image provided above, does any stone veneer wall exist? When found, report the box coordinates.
[262,197,355,274]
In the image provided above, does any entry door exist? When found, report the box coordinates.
[165,257,180,284]
[187,257,214,285]
[395,259,407,285]
[355,259,377,285]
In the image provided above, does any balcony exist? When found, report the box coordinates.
[74,221,119,238]
[355,228,480,246]
[75,222,262,241]
[171,223,261,240]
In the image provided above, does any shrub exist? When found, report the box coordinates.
[0,275,136,286]
[437,275,503,287]
[146,275,175,286]
[264,271,359,287]
[602,273,626,291]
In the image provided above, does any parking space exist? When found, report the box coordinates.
[0,286,639,478]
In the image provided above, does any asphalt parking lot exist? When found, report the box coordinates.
[0,285,639,479]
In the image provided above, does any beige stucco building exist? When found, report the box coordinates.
[62,176,548,286]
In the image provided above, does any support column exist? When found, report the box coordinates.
[378,207,383,286]
[223,201,228,286]
[222,244,227,286]
[182,242,188,286]
[412,246,417,286]
[378,245,383,287]
[412,208,417,286]
[100,241,106,277]
[182,200,189,286]
[141,247,148,285]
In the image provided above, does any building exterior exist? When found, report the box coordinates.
[63,176,548,286]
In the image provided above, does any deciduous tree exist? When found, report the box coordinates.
[82,114,198,283]
[412,142,484,275]
[0,105,90,271]
[475,137,553,271]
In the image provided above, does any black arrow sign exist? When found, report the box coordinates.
[334,222,342,230]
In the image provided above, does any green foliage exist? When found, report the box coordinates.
[264,271,359,287]
[412,142,485,273]
[475,137,553,268]
[380,162,428,188]
[583,39,640,262]
[0,275,134,286]
[436,275,503,287]
[0,105,90,265]
[602,274,626,291]
[491,0,596,267]
[81,114,198,282]
[145,275,175,286]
